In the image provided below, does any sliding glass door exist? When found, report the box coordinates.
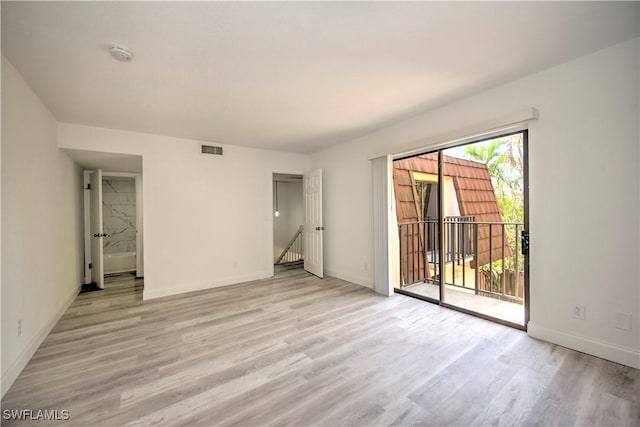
[393,131,529,328]
[393,152,441,302]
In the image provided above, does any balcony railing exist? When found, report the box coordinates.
[398,217,525,304]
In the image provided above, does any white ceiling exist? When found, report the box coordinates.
[3,2,638,154]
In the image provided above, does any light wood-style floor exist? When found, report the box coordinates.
[2,270,639,426]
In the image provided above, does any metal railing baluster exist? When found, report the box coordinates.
[405,224,409,287]
[474,222,479,295]
[462,221,466,288]
[423,221,427,282]
[489,223,493,293]
[515,224,519,298]
[501,223,506,296]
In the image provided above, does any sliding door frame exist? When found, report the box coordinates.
[393,129,530,331]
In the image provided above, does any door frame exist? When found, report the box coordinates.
[83,171,144,284]
[391,129,530,330]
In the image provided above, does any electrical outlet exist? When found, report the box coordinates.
[364,262,368,272]
[17,319,22,336]
[572,305,586,320]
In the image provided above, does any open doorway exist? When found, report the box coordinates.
[62,148,144,292]
[84,170,143,290]
[273,173,304,273]
[393,131,529,329]
[102,174,138,276]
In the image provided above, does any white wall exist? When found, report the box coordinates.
[310,38,640,368]
[273,181,303,260]
[1,57,84,396]
[58,124,310,299]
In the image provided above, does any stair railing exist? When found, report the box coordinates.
[275,226,304,264]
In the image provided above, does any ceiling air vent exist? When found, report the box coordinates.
[201,145,223,155]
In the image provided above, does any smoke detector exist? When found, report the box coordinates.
[109,45,133,62]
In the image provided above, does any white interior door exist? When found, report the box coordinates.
[90,169,105,289]
[304,168,323,278]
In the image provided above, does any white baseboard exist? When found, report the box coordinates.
[527,322,640,369]
[1,284,81,398]
[143,271,271,300]
[144,269,376,301]
[325,269,374,290]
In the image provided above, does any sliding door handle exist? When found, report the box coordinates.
[521,230,529,255]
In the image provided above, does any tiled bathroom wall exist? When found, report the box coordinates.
[102,177,136,254]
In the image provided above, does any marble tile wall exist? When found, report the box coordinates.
[102,178,136,254]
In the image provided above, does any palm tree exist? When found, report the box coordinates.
[464,136,523,223]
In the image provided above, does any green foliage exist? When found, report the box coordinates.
[479,257,519,273]
[464,135,524,224]
[479,259,504,274]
